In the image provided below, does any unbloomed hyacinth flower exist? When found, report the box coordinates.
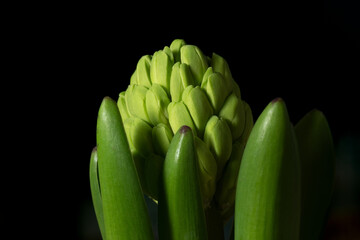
[117,39,253,221]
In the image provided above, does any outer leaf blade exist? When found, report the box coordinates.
[234,98,301,240]
[89,147,106,240]
[159,126,208,240]
[96,97,154,240]
[295,109,335,240]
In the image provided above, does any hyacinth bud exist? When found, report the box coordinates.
[211,53,234,95]
[170,39,186,62]
[146,84,170,126]
[117,91,130,122]
[130,70,137,85]
[180,45,208,85]
[214,100,254,221]
[117,39,253,222]
[123,117,154,157]
[202,67,214,83]
[168,101,196,135]
[150,50,173,93]
[219,92,246,141]
[125,84,150,123]
[194,137,217,207]
[170,62,194,102]
[136,55,152,88]
[204,115,233,177]
[130,151,165,201]
[182,86,213,137]
[211,52,232,77]
[201,72,232,114]
[215,141,245,219]
[152,123,173,157]
[232,80,241,99]
[241,101,254,144]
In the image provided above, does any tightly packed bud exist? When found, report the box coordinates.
[146,84,170,126]
[170,62,194,102]
[182,86,213,137]
[117,39,253,221]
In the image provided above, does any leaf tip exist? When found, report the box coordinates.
[179,125,192,134]
[92,146,97,154]
[271,97,283,104]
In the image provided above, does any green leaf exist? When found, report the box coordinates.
[295,109,335,240]
[235,98,301,240]
[89,147,106,240]
[159,126,208,240]
[96,97,154,240]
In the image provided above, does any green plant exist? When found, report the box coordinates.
[117,40,253,220]
[235,98,301,239]
[90,40,335,240]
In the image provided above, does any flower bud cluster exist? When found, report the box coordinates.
[117,39,253,220]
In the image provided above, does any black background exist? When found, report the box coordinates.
[14,0,359,238]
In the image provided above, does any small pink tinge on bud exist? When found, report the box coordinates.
[179,125,192,134]
[271,97,283,104]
